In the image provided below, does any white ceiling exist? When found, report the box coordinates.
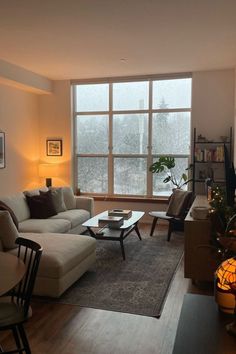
[0,0,236,80]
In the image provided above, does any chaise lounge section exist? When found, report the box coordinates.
[0,187,97,298]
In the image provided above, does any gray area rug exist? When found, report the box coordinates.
[43,231,183,318]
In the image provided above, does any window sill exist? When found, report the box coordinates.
[81,195,169,204]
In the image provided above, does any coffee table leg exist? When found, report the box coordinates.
[134,223,142,240]
[120,230,126,260]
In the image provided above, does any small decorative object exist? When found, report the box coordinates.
[220,136,228,143]
[191,206,209,220]
[215,257,236,336]
[46,139,62,156]
[197,134,207,142]
[149,156,192,189]
[0,131,5,168]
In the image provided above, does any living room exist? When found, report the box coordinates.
[0,1,236,353]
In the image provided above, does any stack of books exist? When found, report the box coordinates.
[98,215,124,229]
[108,209,132,219]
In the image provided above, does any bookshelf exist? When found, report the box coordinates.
[192,127,232,194]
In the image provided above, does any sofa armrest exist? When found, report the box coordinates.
[75,196,94,217]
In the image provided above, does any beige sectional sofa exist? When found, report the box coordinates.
[0,187,96,298]
[0,186,94,235]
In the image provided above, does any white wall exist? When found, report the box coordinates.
[192,69,235,141]
[38,80,72,187]
[0,83,40,196]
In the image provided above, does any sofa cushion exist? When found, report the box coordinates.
[0,211,18,250]
[62,187,76,210]
[0,201,19,229]
[49,187,67,213]
[50,209,90,228]
[18,218,71,234]
[23,187,48,197]
[0,193,30,222]
[12,232,96,278]
[26,191,57,219]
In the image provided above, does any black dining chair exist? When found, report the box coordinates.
[149,189,194,241]
[0,237,42,354]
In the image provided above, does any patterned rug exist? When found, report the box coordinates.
[42,230,184,318]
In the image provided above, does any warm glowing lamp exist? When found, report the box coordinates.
[215,257,236,336]
[38,163,59,187]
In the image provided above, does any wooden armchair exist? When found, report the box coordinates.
[149,189,194,241]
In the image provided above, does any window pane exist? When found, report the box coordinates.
[152,112,191,155]
[114,158,146,195]
[113,114,148,154]
[75,84,109,112]
[152,158,189,196]
[77,157,108,193]
[76,115,109,154]
[113,81,148,110]
[153,78,192,109]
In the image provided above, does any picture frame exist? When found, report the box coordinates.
[0,132,5,168]
[46,139,63,156]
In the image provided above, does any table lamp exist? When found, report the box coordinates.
[215,257,236,336]
[38,163,59,187]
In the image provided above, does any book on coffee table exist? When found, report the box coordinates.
[108,209,132,219]
[98,215,124,229]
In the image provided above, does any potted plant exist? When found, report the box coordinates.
[149,156,192,189]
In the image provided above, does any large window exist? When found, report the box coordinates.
[73,76,192,197]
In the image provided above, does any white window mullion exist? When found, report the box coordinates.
[147,80,153,197]
[108,83,113,195]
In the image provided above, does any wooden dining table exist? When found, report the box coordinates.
[0,252,25,296]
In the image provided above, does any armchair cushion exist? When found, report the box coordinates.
[166,189,192,218]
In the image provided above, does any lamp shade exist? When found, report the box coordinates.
[215,257,236,314]
[38,164,59,178]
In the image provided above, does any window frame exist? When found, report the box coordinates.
[72,73,192,197]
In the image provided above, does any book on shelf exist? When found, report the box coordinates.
[98,215,124,229]
[108,209,132,219]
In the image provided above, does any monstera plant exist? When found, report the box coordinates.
[149,156,192,189]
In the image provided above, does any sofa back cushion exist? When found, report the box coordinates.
[0,211,19,250]
[61,187,76,210]
[49,187,67,213]
[0,192,30,222]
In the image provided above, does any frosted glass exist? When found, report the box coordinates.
[77,157,108,193]
[76,115,108,154]
[113,81,148,110]
[114,158,147,195]
[113,114,148,154]
[152,112,191,155]
[153,78,192,109]
[75,84,109,112]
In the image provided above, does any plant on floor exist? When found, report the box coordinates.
[149,156,192,189]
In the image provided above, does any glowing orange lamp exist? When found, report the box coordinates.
[215,257,236,336]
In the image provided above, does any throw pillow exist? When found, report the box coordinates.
[0,211,19,250]
[0,201,19,230]
[26,190,57,219]
[48,187,67,213]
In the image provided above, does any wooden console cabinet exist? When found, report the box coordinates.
[184,195,220,282]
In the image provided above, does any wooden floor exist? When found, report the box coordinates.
[0,224,212,354]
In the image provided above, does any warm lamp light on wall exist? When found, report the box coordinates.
[38,163,59,188]
[215,257,236,336]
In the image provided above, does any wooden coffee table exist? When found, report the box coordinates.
[82,210,144,260]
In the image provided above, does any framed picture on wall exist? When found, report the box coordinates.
[0,132,5,168]
[46,139,63,156]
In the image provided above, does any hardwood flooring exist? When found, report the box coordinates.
[0,224,212,354]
